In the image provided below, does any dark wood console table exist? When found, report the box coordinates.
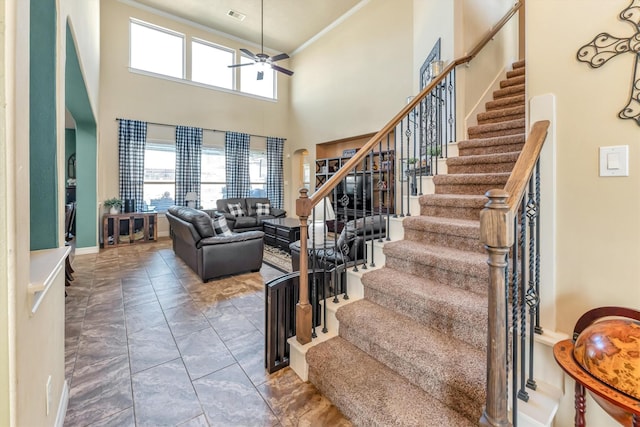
[262,218,302,253]
[103,212,158,248]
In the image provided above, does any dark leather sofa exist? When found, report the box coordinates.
[166,206,264,282]
[215,197,286,232]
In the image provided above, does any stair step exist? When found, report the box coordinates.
[306,336,477,427]
[402,215,483,253]
[336,300,486,422]
[361,267,488,349]
[419,194,487,220]
[433,172,510,195]
[447,151,520,174]
[477,105,525,125]
[458,134,525,156]
[506,67,525,78]
[500,74,525,88]
[383,240,489,295]
[493,83,525,99]
[513,59,525,69]
[468,118,525,140]
[486,94,525,111]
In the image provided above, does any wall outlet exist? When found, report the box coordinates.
[46,375,52,415]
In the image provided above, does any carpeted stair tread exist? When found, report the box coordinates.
[467,118,525,139]
[360,267,488,349]
[433,172,510,195]
[306,336,477,427]
[500,74,525,88]
[486,94,525,111]
[383,240,489,294]
[477,105,525,125]
[513,59,525,69]
[493,83,525,99]
[336,300,486,421]
[447,151,520,174]
[419,194,487,220]
[402,215,483,252]
[506,67,525,78]
[458,133,525,156]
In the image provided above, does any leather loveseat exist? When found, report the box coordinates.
[215,197,286,232]
[166,206,264,282]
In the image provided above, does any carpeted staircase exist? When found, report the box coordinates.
[305,60,527,426]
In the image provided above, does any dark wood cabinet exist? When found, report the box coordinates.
[315,150,395,218]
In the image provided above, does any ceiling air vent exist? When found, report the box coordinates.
[227,10,246,22]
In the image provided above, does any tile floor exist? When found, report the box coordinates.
[64,238,350,426]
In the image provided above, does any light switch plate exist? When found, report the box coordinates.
[599,145,629,177]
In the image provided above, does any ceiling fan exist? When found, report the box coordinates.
[228,0,294,79]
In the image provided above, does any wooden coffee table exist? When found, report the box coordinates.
[262,218,302,253]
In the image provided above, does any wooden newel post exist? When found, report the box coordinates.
[479,189,514,427]
[296,188,313,345]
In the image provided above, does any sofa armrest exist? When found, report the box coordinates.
[271,208,286,218]
[197,231,264,248]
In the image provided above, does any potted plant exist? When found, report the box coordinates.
[104,197,123,215]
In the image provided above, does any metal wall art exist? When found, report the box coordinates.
[577,0,640,126]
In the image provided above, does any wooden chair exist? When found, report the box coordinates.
[553,307,640,426]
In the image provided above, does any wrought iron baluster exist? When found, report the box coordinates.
[534,160,543,335]
[361,157,368,271]
[386,134,392,239]
[526,174,539,391]
[517,198,529,402]
[398,121,404,217]
[377,141,384,243]
[510,210,520,413]
[405,119,412,216]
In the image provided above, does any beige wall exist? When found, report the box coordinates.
[288,0,413,213]
[528,1,640,425]
[99,0,291,231]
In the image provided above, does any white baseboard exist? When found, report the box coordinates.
[74,246,99,255]
[55,380,69,427]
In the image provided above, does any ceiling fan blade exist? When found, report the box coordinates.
[271,64,294,76]
[269,53,289,62]
[240,48,257,60]
[228,62,255,68]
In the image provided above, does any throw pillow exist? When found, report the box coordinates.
[212,216,233,236]
[255,202,271,216]
[227,203,245,217]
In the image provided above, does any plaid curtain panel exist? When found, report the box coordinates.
[225,132,250,198]
[175,126,203,208]
[118,119,147,211]
[266,137,285,209]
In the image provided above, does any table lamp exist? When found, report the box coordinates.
[185,192,198,209]
[309,197,335,246]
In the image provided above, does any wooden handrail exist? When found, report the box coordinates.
[504,120,550,210]
[298,0,523,218]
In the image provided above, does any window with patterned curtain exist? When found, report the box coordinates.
[118,119,147,212]
[266,137,285,209]
[224,132,250,198]
[175,126,203,207]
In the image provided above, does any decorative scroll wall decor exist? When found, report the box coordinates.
[577,0,640,126]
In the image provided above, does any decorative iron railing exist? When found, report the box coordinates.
[479,120,550,427]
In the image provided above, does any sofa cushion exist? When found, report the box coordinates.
[227,202,246,217]
[255,202,270,216]
[167,206,215,238]
[245,197,271,217]
[211,216,233,236]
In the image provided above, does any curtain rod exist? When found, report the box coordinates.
[115,118,286,141]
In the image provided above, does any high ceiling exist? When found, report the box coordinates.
[130,0,365,54]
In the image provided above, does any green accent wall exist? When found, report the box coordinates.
[66,24,97,249]
[65,129,76,184]
[29,0,57,250]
